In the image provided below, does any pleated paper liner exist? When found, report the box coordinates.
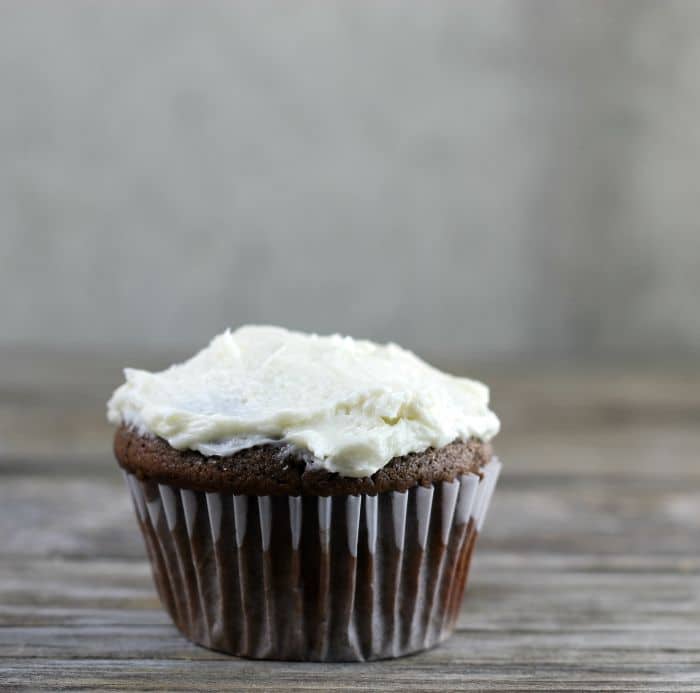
[125,457,501,662]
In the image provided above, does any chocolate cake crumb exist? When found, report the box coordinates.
[114,425,492,497]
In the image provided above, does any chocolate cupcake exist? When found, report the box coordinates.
[107,326,501,661]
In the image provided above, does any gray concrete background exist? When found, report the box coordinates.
[2,1,699,363]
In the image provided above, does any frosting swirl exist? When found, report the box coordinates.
[107,326,500,478]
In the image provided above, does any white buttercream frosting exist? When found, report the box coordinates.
[107,326,500,478]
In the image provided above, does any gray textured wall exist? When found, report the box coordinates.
[2,2,699,362]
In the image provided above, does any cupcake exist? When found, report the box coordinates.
[107,326,501,661]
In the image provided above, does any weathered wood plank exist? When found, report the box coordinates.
[4,420,700,479]
[2,349,699,475]
[3,623,700,665]
[2,554,699,629]
[2,657,700,692]
[1,471,699,560]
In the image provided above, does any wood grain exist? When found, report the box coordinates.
[1,351,699,690]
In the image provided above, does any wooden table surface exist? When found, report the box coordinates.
[1,351,699,691]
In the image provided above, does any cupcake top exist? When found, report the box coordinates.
[107,325,500,478]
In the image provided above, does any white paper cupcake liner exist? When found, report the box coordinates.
[125,458,501,661]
